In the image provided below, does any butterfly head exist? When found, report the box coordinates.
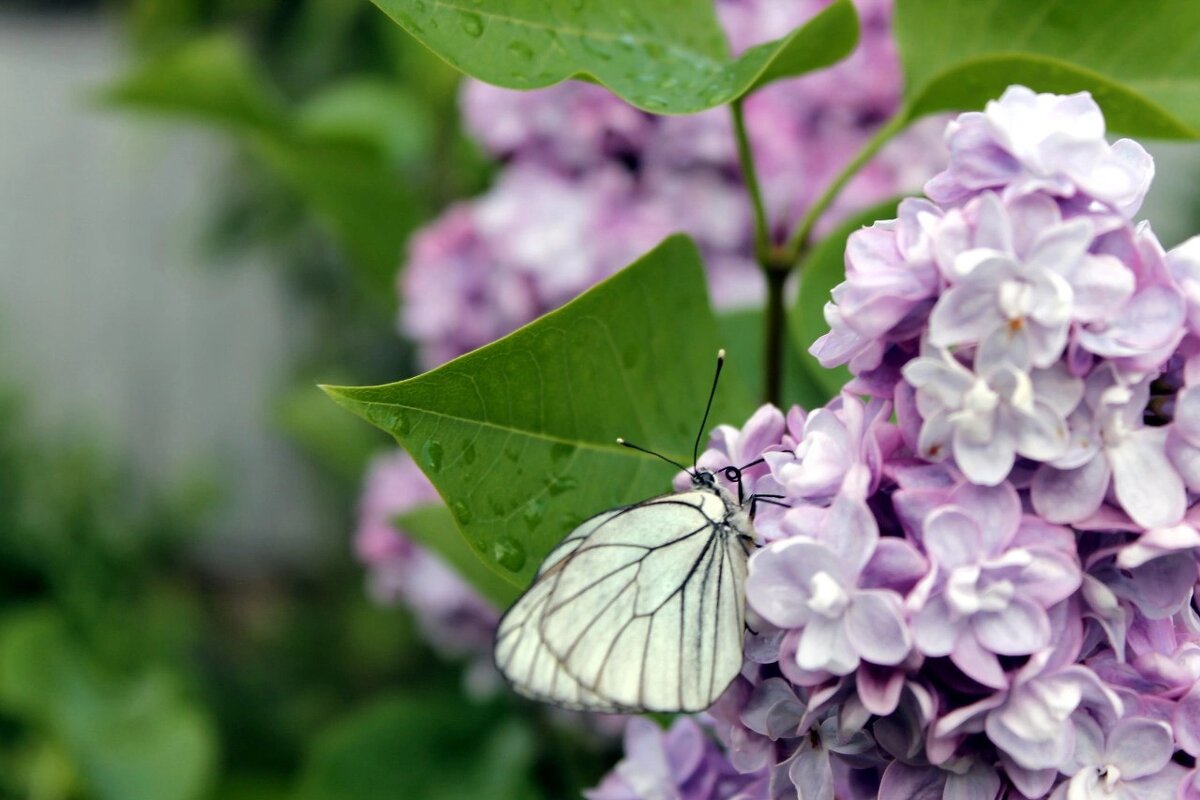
[691,469,718,490]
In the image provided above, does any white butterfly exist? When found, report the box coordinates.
[493,351,781,713]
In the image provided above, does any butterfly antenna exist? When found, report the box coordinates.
[693,349,726,469]
[616,438,691,476]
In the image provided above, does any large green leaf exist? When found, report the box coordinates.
[372,0,858,113]
[324,235,755,589]
[895,0,1200,137]
[296,694,540,800]
[396,503,520,606]
[791,199,902,399]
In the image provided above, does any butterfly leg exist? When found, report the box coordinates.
[747,494,787,521]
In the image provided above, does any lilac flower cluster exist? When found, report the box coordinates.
[354,452,498,658]
[401,0,944,371]
[597,86,1200,799]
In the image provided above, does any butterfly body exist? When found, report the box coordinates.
[493,472,756,713]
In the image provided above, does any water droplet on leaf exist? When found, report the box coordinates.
[492,537,526,573]
[452,501,471,524]
[458,11,484,36]
[548,475,578,496]
[551,442,573,464]
[421,440,444,472]
[523,498,545,529]
[463,444,477,465]
[506,41,535,61]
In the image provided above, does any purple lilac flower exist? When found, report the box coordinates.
[355,452,497,657]
[585,88,1200,800]
[405,0,944,370]
[584,717,756,800]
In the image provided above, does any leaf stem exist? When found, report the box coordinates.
[783,111,909,263]
[730,100,772,266]
[731,100,792,405]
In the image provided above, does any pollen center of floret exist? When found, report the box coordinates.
[807,571,850,618]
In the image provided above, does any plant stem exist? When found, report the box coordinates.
[783,111,909,264]
[730,100,772,266]
[731,100,792,405]
[763,265,787,406]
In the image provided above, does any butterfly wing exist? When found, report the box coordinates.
[493,489,749,713]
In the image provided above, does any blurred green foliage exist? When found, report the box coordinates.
[0,0,614,797]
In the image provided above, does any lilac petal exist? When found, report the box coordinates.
[1117,523,1200,569]
[877,762,945,800]
[1120,553,1199,619]
[954,482,1022,552]
[1109,427,1186,528]
[861,537,929,594]
[746,539,842,629]
[788,741,834,800]
[1014,401,1070,462]
[929,284,1000,347]
[950,632,1007,689]
[1016,547,1082,607]
[856,663,905,716]
[972,596,1051,655]
[913,595,963,657]
[1106,717,1174,780]
[1030,457,1109,524]
[844,590,912,666]
[797,616,858,676]
[1068,254,1135,322]
[923,507,984,567]
[1176,386,1200,444]
[740,677,806,740]
[953,427,1016,486]
[823,495,879,575]
[1175,684,1200,757]
[998,752,1058,800]
[944,762,1001,800]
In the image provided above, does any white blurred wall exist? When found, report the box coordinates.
[0,11,328,570]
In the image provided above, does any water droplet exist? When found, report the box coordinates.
[548,475,578,496]
[506,41,535,61]
[458,11,483,37]
[452,501,471,524]
[492,537,526,573]
[659,76,679,89]
[395,414,411,435]
[505,445,521,462]
[579,37,613,62]
[643,96,668,110]
[523,498,545,529]
[420,440,444,472]
[463,444,477,465]
[551,442,573,464]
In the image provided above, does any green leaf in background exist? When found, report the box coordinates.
[297,79,436,167]
[895,0,1200,137]
[296,694,540,800]
[100,34,287,133]
[372,0,858,113]
[716,309,829,410]
[0,609,217,800]
[99,34,424,288]
[324,235,756,589]
[791,199,902,399]
[395,504,520,606]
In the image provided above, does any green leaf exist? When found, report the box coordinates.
[0,609,217,800]
[250,135,422,287]
[297,79,436,167]
[296,694,539,800]
[791,199,902,399]
[324,235,756,588]
[98,34,287,132]
[396,504,520,606]
[895,0,1200,137]
[100,35,420,287]
[372,0,859,113]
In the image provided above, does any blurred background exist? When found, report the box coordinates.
[2,0,1199,798]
